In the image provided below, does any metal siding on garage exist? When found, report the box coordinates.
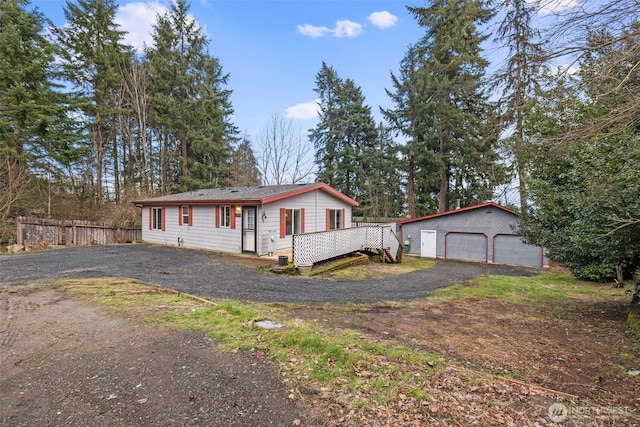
[493,234,542,267]
[445,232,487,262]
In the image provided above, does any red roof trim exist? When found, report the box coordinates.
[261,183,359,207]
[396,202,516,225]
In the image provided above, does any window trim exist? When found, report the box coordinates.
[150,207,165,231]
[326,208,344,230]
[180,205,191,226]
[220,205,231,228]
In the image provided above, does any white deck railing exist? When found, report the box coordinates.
[292,225,401,266]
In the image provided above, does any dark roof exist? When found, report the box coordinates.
[134,183,359,207]
[396,202,516,225]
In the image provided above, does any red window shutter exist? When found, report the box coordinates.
[326,209,331,230]
[148,208,152,230]
[342,208,346,229]
[178,206,182,225]
[230,206,236,229]
[300,208,305,233]
[280,208,286,238]
[161,208,166,231]
[188,206,193,226]
[215,206,220,228]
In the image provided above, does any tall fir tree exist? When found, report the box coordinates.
[359,123,404,219]
[145,0,236,192]
[0,0,79,218]
[386,0,505,215]
[493,0,544,209]
[54,0,130,206]
[226,137,261,186]
[310,63,378,213]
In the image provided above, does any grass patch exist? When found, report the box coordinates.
[52,278,195,311]
[627,309,640,338]
[319,252,436,281]
[430,270,619,303]
[400,254,437,270]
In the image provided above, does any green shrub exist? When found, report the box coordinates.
[569,262,616,283]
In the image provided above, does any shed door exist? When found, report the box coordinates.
[445,232,487,262]
[242,207,256,253]
[420,230,437,258]
[493,234,542,267]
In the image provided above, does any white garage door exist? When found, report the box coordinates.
[445,232,487,262]
[493,234,542,267]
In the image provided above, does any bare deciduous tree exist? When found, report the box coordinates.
[0,152,32,221]
[255,115,315,185]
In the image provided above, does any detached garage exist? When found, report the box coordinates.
[396,202,548,267]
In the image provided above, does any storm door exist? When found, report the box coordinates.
[242,206,257,253]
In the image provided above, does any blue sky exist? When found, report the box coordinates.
[33,0,577,145]
[33,0,426,141]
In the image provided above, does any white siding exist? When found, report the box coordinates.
[141,188,354,256]
[260,189,353,255]
[142,205,242,253]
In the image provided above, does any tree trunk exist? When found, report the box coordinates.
[407,155,416,218]
[439,168,448,213]
[616,264,624,284]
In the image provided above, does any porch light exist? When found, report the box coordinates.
[235,205,241,213]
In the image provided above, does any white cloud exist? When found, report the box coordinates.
[368,11,398,29]
[116,1,167,52]
[334,20,362,38]
[296,24,331,38]
[536,0,579,15]
[284,100,320,120]
[297,20,362,39]
[549,63,580,75]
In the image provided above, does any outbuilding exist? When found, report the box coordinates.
[396,202,548,267]
[134,183,358,257]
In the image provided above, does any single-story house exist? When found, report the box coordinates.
[396,202,549,267]
[134,183,359,256]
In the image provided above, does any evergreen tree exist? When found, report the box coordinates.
[493,0,544,209]
[227,137,261,186]
[54,0,130,206]
[383,44,441,217]
[0,0,78,218]
[145,0,236,192]
[359,123,404,219]
[310,63,378,212]
[386,0,504,215]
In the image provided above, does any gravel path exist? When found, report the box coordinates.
[0,244,538,303]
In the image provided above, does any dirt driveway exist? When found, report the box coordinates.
[0,281,307,426]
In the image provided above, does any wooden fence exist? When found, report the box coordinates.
[16,216,142,247]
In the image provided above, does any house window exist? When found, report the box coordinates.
[152,207,163,230]
[328,209,343,230]
[181,206,190,225]
[285,208,301,236]
[220,206,231,228]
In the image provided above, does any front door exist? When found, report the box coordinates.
[242,206,257,253]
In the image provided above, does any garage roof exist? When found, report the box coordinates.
[396,202,516,225]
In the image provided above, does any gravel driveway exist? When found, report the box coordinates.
[0,244,537,303]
